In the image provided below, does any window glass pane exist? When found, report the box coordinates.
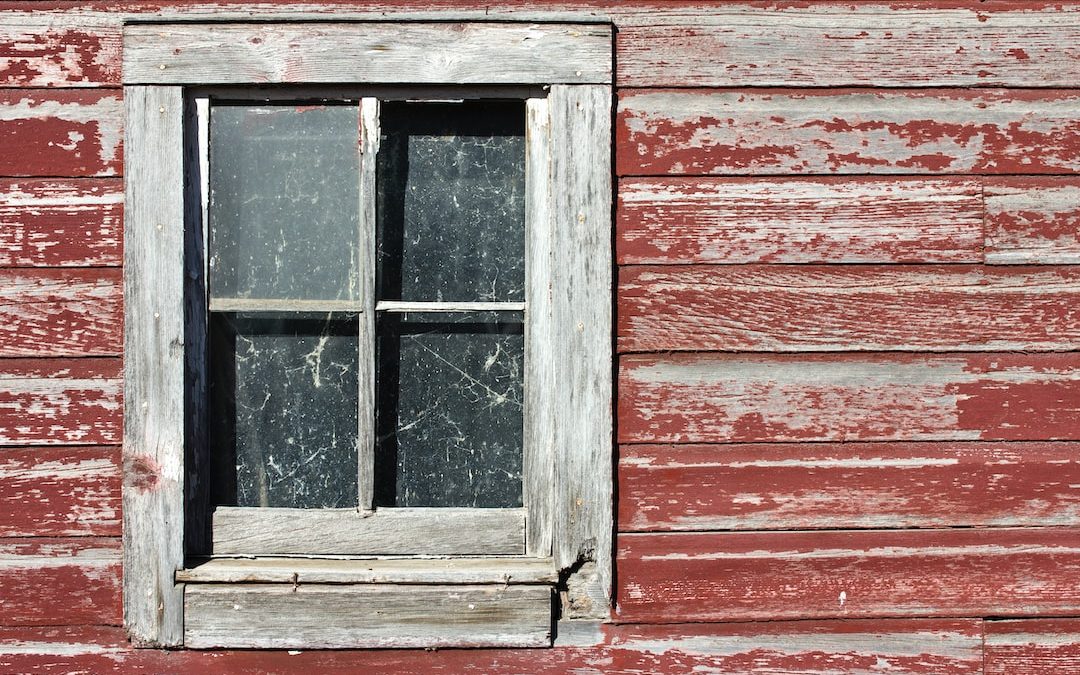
[210,313,359,508]
[209,104,360,302]
[376,101,526,303]
[375,311,523,508]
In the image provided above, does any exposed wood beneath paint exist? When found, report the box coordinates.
[212,507,526,556]
[617,177,983,264]
[184,584,552,649]
[0,358,120,446]
[985,177,1080,265]
[0,16,120,87]
[0,179,122,267]
[619,353,1080,444]
[618,265,1080,353]
[0,446,120,537]
[123,23,612,85]
[617,89,1080,176]
[178,557,557,585]
[0,268,121,356]
[985,619,1080,675]
[619,442,1080,532]
[0,89,122,177]
[618,528,1080,623]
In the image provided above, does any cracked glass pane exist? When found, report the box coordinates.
[209,104,360,302]
[374,311,523,508]
[376,101,526,303]
[209,313,359,508]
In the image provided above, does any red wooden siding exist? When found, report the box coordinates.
[0,268,121,356]
[985,177,1080,265]
[0,179,122,267]
[0,538,121,626]
[0,89,122,177]
[0,359,121,445]
[0,16,121,87]
[985,619,1080,675]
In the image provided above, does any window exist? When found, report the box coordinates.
[122,22,612,649]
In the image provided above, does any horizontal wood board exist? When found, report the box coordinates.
[0,179,122,267]
[985,619,1080,675]
[0,268,121,356]
[0,538,121,626]
[0,358,120,445]
[619,442,1080,532]
[0,89,122,177]
[178,557,557,585]
[985,177,1080,265]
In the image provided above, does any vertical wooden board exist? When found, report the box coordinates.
[0,179,122,267]
[985,177,1080,264]
[615,6,1080,87]
[617,265,1080,353]
[0,358,120,445]
[985,619,1080,675]
[616,89,1080,176]
[617,528,1080,623]
[0,268,121,356]
[549,84,613,606]
[0,14,121,87]
[618,353,1080,443]
[618,442,1080,532]
[617,177,983,264]
[0,89,122,177]
[0,538,121,626]
[0,445,120,537]
[122,85,184,647]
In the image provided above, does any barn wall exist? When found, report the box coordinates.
[2,2,1079,672]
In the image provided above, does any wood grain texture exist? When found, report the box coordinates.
[618,528,1080,623]
[985,177,1080,265]
[618,265,1080,353]
[617,89,1080,176]
[121,85,184,647]
[0,268,121,356]
[178,557,557,585]
[124,22,611,85]
[617,177,983,264]
[985,619,1080,675]
[619,353,1080,444]
[0,179,121,267]
[212,507,525,556]
[619,442,1080,532]
[0,89,122,177]
[0,445,119,537]
[184,584,552,649]
[0,538,120,626]
[616,5,1080,87]
[0,15,120,87]
[0,358,120,445]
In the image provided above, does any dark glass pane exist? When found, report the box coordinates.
[376,101,525,303]
[209,104,360,302]
[210,313,358,508]
[375,311,523,508]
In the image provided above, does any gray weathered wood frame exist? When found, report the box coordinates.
[123,20,612,649]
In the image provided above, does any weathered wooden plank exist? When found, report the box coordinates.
[985,619,1080,675]
[619,353,1080,444]
[549,84,613,612]
[0,16,121,87]
[0,89,122,177]
[184,584,552,649]
[0,619,984,674]
[178,557,557,585]
[617,177,983,264]
[619,442,1080,532]
[616,6,1080,87]
[212,507,525,556]
[616,89,1080,176]
[618,528,1080,623]
[0,446,119,537]
[0,538,120,626]
[122,85,184,647]
[124,23,611,85]
[0,358,120,446]
[0,268,121,356]
[0,179,121,267]
[985,177,1080,265]
[618,265,1080,353]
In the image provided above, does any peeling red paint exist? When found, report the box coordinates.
[124,454,161,492]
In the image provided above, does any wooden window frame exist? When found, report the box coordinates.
[122,22,613,649]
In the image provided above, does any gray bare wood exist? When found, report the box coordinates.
[184,583,552,648]
[177,556,557,584]
[357,97,379,512]
[208,298,363,313]
[212,507,525,555]
[375,300,525,313]
[523,97,555,558]
[123,23,612,85]
[548,84,613,615]
[123,85,186,647]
